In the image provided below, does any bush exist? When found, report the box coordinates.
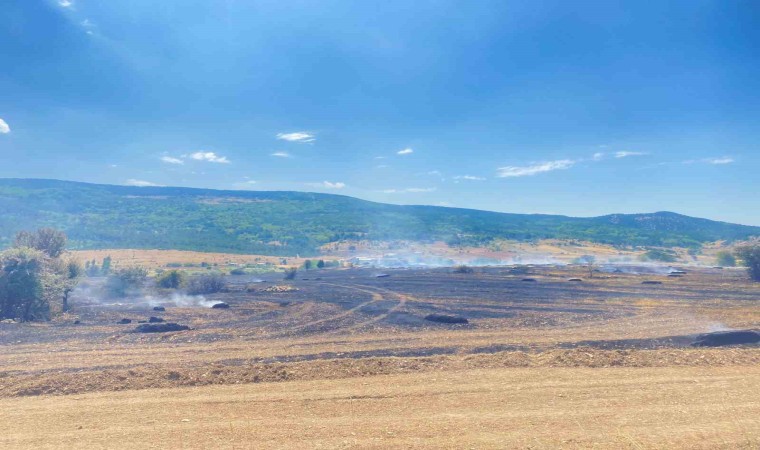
[0,247,62,321]
[106,267,148,298]
[639,249,678,263]
[735,240,760,281]
[186,274,226,294]
[283,267,298,280]
[229,268,247,275]
[453,265,474,274]
[715,251,736,267]
[13,228,67,258]
[156,270,185,289]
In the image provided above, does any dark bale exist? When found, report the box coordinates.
[521,278,537,282]
[133,323,190,333]
[148,316,165,323]
[375,273,390,278]
[211,302,230,309]
[117,318,132,324]
[692,330,760,347]
[642,280,663,285]
[153,306,166,312]
[567,278,583,282]
[424,314,469,324]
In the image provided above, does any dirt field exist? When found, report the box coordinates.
[0,264,758,448]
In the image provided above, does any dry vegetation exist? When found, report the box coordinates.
[0,260,757,448]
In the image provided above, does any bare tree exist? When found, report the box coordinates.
[14,228,68,258]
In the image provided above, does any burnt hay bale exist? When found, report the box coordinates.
[424,314,469,324]
[567,278,583,282]
[691,330,760,347]
[133,323,190,333]
[521,278,537,282]
[117,318,132,325]
[148,316,165,323]
[641,280,663,285]
[153,306,166,312]
[211,302,230,309]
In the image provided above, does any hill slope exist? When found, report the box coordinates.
[0,179,757,255]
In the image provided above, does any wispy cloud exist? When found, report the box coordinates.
[374,156,386,160]
[187,151,230,164]
[397,148,414,155]
[704,157,734,165]
[592,152,605,161]
[380,187,436,194]
[497,160,575,178]
[271,151,292,158]
[125,179,162,187]
[58,0,73,7]
[614,151,647,158]
[160,156,184,165]
[0,118,9,134]
[276,132,315,143]
[308,181,346,189]
[375,165,389,169]
[454,175,486,181]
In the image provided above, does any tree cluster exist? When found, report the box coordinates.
[0,228,82,321]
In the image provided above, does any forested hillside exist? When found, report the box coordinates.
[0,179,757,255]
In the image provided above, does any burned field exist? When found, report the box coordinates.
[1,264,759,449]
[0,264,757,398]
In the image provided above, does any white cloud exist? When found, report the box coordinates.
[271,151,292,158]
[376,165,389,169]
[614,151,646,158]
[0,118,10,134]
[374,156,386,160]
[308,181,346,189]
[276,132,315,143]
[397,148,413,155]
[160,156,184,165]
[125,179,162,187]
[188,151,230,163]
[427,170,442,176]
[58,0,73,7]
[704,157,734,165]
[454,175,486,181]
[592,152,605,161]
[496,160,575,178]
[380,187,436,194]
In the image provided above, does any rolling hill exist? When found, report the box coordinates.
[0,178,757,256]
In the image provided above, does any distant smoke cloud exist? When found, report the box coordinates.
[125,179,162,187]
[397,148,413,155]
[188,151,230,163]
[497,160,575,178]
[0,118,10,134]
[277,132,315,143]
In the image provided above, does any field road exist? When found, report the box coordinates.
[1,365,758,449]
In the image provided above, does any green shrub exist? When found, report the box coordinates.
[156,270,185,289]
[0,247,62,321]
[735,240,760,281]
[229,268,247,275]
[715,251,736,267]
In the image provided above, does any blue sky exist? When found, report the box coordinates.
[1,0,758,224]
